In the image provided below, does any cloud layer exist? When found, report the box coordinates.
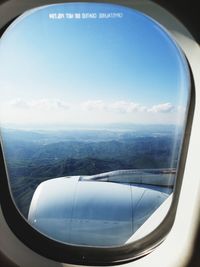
[8,98,70,110]
[1,98,186,125]
[7,98,178,114]
[81,100,175,114]
[147,102,175,113]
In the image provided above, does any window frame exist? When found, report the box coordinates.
[0,0,198,266]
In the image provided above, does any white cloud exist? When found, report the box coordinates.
[148,103,175,113]
[6,99,177,115]
[30,99,70,110]
[7,98,70,111]
[109,101,146,113]
[8,98,30,109]
[2,98,183,125]
[82,100,106,111]
[82,100,146,113]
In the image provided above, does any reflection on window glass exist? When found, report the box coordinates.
[0,3,190,247]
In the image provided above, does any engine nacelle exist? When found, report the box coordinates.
[28,176,169,246]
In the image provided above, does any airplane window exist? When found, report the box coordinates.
[0,2,190,248]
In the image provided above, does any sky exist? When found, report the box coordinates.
[0,3,190,129]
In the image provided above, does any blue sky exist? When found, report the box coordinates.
[0,3,190,127]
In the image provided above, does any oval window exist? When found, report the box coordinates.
[0,2,190,247]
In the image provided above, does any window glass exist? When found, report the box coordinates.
[0,3,190,247]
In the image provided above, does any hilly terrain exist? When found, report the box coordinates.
[1,126,183,217]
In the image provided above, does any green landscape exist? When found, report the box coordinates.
[1,125,182,217]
